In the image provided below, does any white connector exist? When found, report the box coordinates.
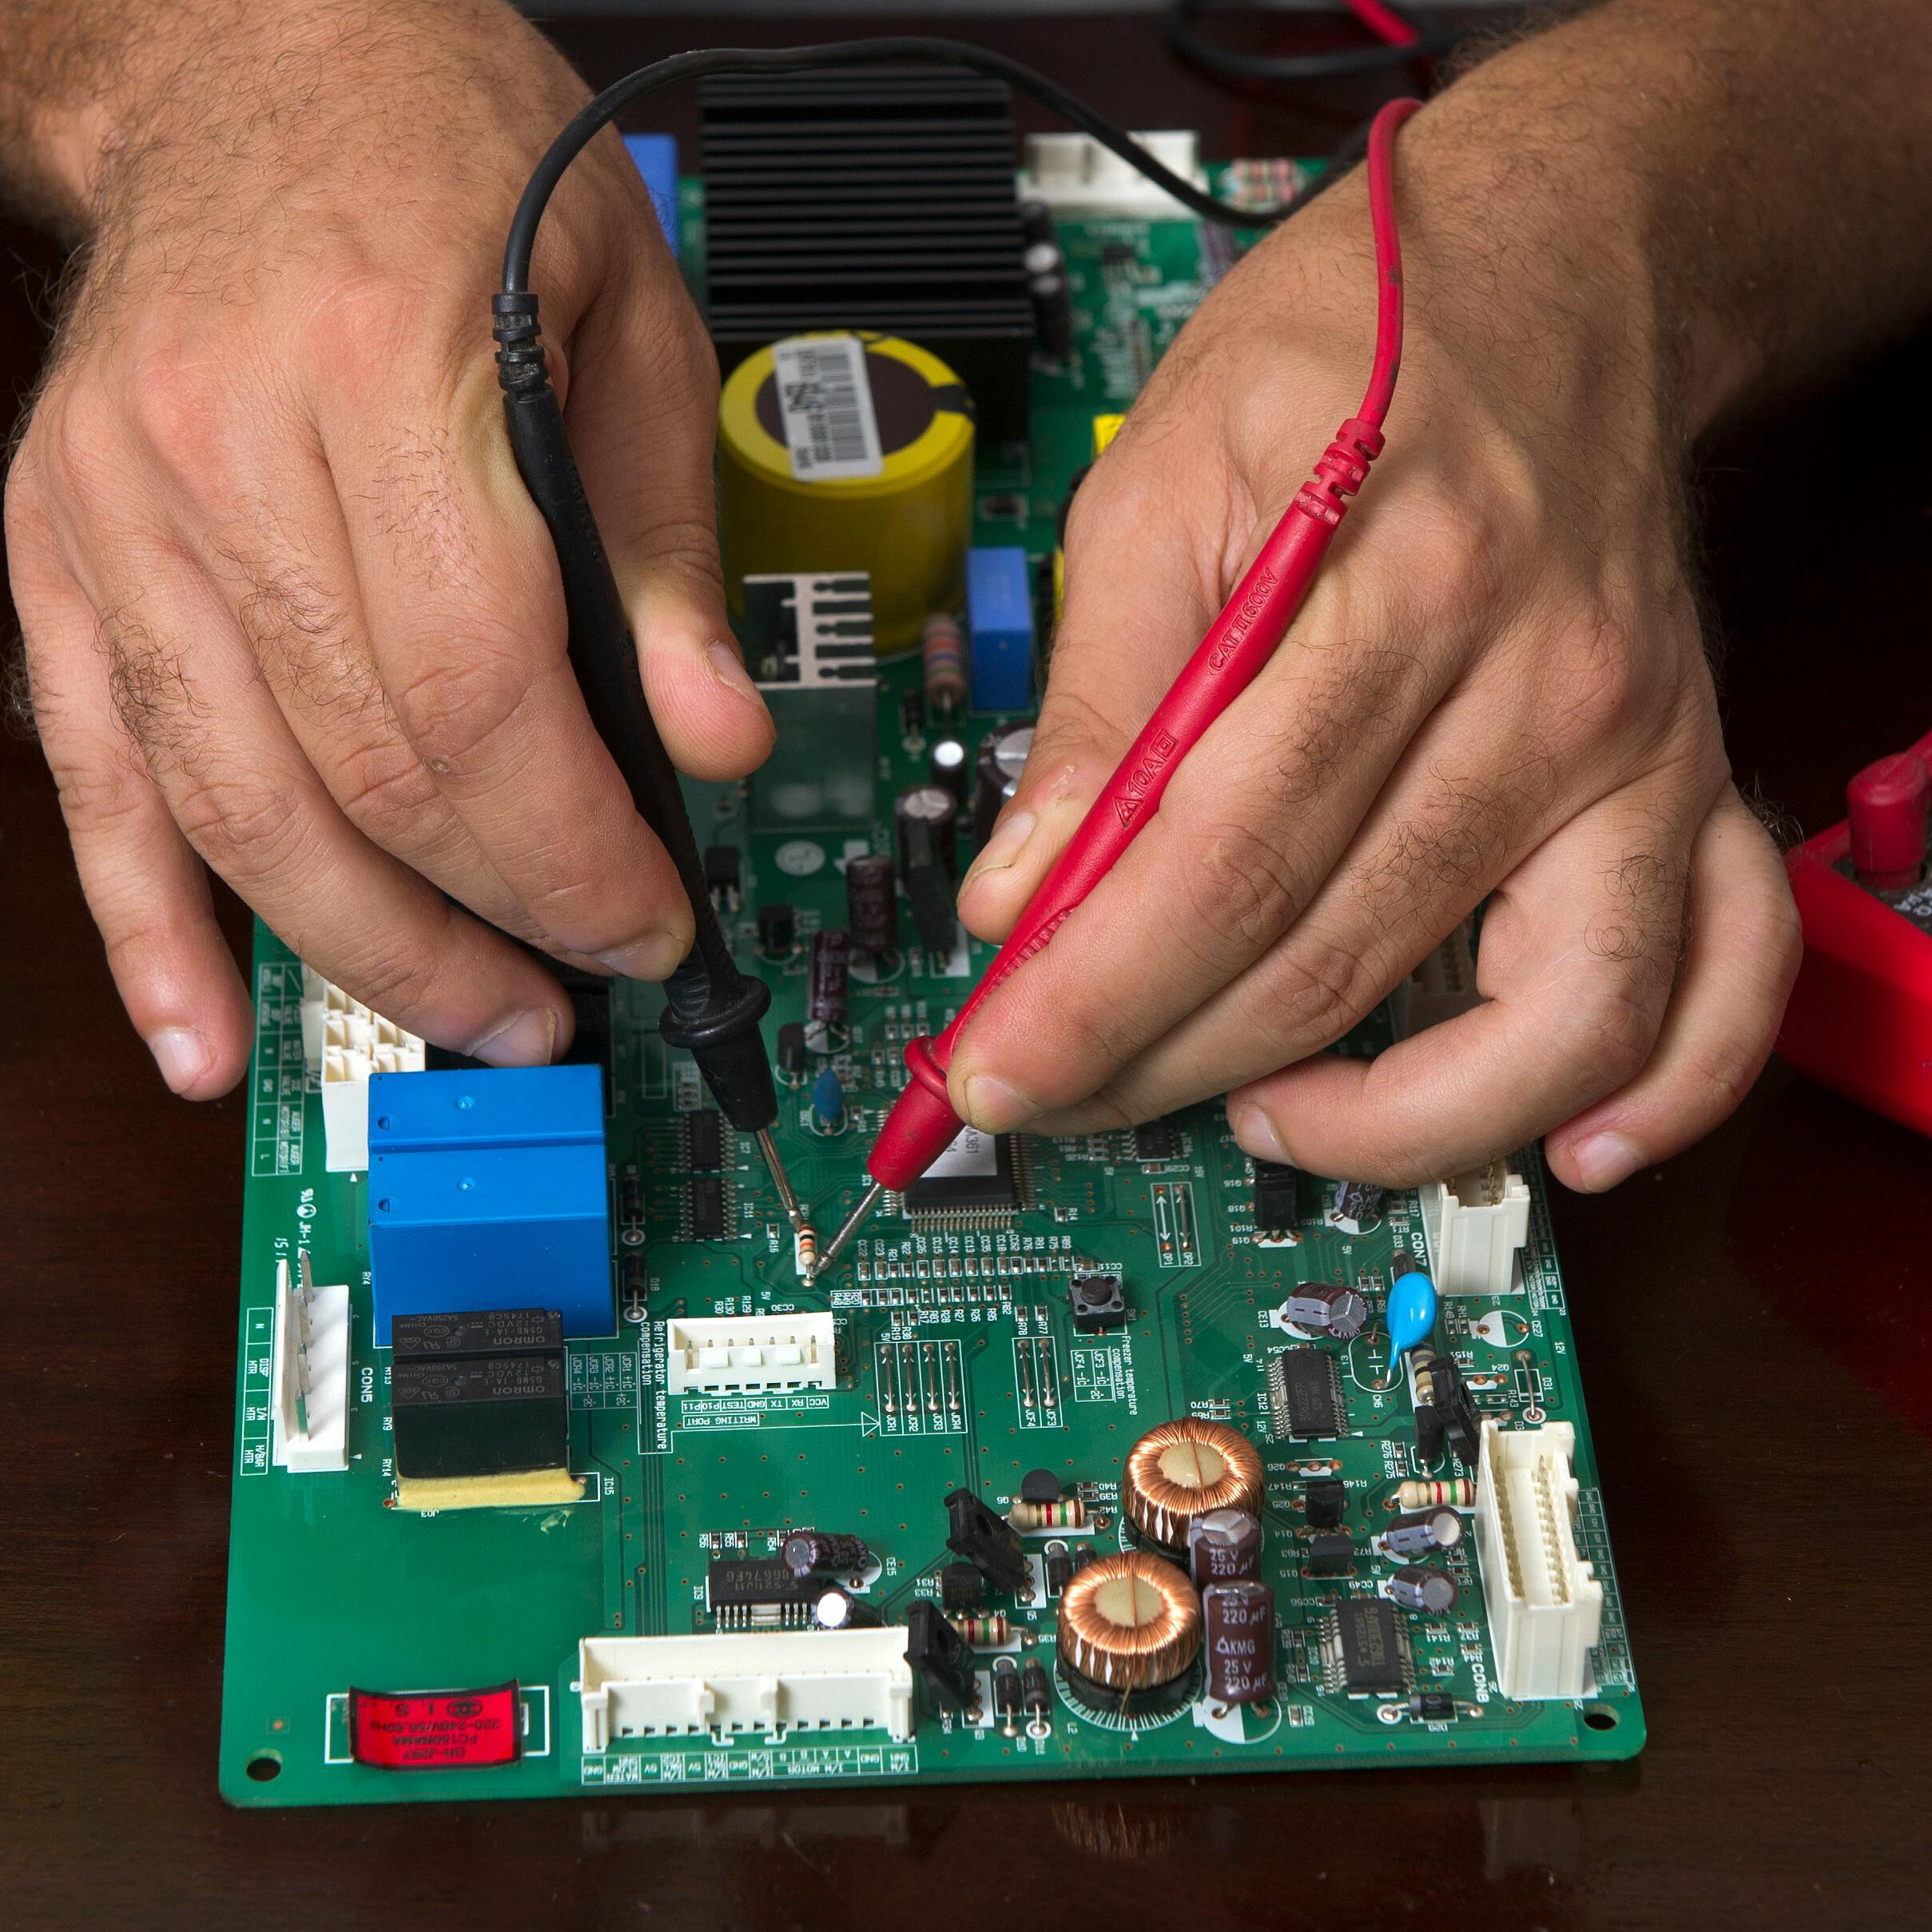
[300,967,426,1171]
[1392,923,1481,1038]
[271,1252,351,1473]
[1474,1421,1603,1700]
[576,1628,914,1749]
[1421,1160,1531,1297]
[663,1314,837,1395]
[1020,130,1207,217]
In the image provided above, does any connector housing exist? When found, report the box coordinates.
[1391,922,1481,1038]
[576,1628,914,1748]
[300,966,426,1172]
[1474,1421,1603,1700]
[663,1314,837,1395]
[271,1255,350,1473]
[1020,129,1206,217]
[1421,1160,1531,1296]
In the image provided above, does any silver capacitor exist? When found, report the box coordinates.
[1383,1507,1464,1558]
[1281,1282,1369,1341]
[1388,1565,1460,1616]
[973,722,1035,845]
[1187,1506,1262,1585]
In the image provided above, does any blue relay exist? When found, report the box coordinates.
[623,134,680,258]
[367,1065,613,1344]
[967,547,1036,712]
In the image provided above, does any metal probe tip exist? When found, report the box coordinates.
[753,1128,809,1238]
[807,1179,884,1284]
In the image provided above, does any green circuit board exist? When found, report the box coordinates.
[218,173,1643,1806]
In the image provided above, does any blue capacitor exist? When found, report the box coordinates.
[1387,1269,1438,1374]
[811,1068,846,1131]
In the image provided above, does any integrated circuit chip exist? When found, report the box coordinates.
[1132,1120,1179,1162]
[1269,1346,1347,1440]
[1322,1598,1409,1696]
[688,1175,729,1241]
[904,1127,1019,1214]
[706,1556,813,1629]
[686,1109,725,1172]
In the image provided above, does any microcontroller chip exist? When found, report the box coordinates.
[706,1556,813,1629]
[1325,1599,1409,1696]
[1269,1347,1346,1441]
[686,1109,725,1172]
[904,1126,1019,1213]
[1131,1120,1179,1162]
[688,1175,729,1240]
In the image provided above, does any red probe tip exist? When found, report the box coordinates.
[1848,749,1930,893]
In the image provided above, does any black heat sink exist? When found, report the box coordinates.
[698,68,1034,443]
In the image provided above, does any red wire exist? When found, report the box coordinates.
[847,97,1425,1205]
[1342,0,1422,49]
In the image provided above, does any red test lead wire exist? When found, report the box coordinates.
[809,96,1424,1281]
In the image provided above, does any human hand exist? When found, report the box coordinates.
[948,141,1800,1193]
[5,0,769,1096]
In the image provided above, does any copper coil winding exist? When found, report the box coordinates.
[1056,1552,1202,1691]
[1122,1419,1265,1549]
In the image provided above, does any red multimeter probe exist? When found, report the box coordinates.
[1779,727,1932,1135]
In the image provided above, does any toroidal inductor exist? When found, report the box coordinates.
[1122,1419,1266,1551]
[1055,1552,1202,1694]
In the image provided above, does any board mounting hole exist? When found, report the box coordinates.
[1583,1706,1618,1732]
[245,1751,282,1782]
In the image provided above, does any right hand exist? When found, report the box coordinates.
[4,1,770,1097]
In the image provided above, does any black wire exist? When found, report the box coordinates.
[1167,0,1459,83]
[504,35,1330,295]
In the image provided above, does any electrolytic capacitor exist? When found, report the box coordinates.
[1330,1178,1385,1229]
[1384,1507,1465,1558]
[1388,1564,1461,1616]
[1187,1506,1263,1585]
[757,903,795,955]
[1281,1282,1370,1341]
[806,929,849,1032]
[1020,198,1055,248]
[920,610,968,717]
[992,1656,1024,1736]
[811,1068,846,1132]
[813,1585,879,1631]
[777,1021,808,1080]
[782,1530,872,1578]
[1202,1580,1275,1707]
[1021,1658,1053,1736]
[929,734,970,801]
[895,786,960,956]
[845,852,899,956]
[1028,255,1074,360]
[973,722,1035,845]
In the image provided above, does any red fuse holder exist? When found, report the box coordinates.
[1780,726,1932,1138]
[349,1681,523,1771]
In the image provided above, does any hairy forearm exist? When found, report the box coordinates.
[1404,0,1932,433]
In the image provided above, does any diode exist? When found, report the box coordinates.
[1043,1540,1075,1596]
[1021,1658,1054,1738]
[811,1068,847,1133]
[845,852,899,956]
[776,1021,809,1082]
[992,1656,1024,1737]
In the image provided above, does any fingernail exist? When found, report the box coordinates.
[470,1008,559,1068]
[960,811,1036,895]
[1567,1129,1645,1192]
[1231,1103,1286,1163]
[706,638,761,703]
[596,931,686,980]
[148,1025,213,1095]
[961,1072,1037,1133]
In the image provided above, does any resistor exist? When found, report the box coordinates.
[992,1656,1023,1738]
[1394,1478,1474,1509]
[920,611,968,716]
[793,1223,817,1277]
[1021,1658,1053,1738]
[959,1612,1012,1649]
[845,852,899,956]
[1008,1495,1087,1532]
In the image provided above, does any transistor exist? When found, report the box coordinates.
[1203,1580,1275,1707]
[1305,1530,1355,1578]
[777,1022,808,1080]
[906,1599,979,1713]
[703,844,741,908]
[1303,1477,1346,1530]
[1019,1469,1062,1505]
[845,852,899,956]
[756,903,795,956]
[686,1110,724,1172]
[944,1487,1032,1593]
[1252,1159,1300,1234]
[1413,1354,1481,1469]
[940,1560,985,1615]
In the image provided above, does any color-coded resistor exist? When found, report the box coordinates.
[811,1068,846,1132]
[1009,1495,1087,1532]
[1395,1477,1475,1510]
[921,610,968,716]
[959,1612,1012,1648]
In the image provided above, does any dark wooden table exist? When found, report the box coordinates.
[3,12,1928,1929]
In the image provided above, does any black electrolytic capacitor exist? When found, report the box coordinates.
[782,1530,872,1579]
[895,787,960,956]
[807,929,850,1030]
[777,1021,808,1079]
[1187,1506,1262,1585]
[845,853,899,956]
[929,734,970,801]
[1388,1565,1461,1616]
[1203,1580,1276,1707]
[813,1585,878,1630]
[1282,1282,1370,1341]
[973,722,1035,845]
[1385,1508,1465,1558]
[757,903,795,955]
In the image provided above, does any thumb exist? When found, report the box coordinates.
[956,450,1226,940]
[563,250,773,782]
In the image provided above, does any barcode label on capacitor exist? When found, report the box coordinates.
[773,334,883,480]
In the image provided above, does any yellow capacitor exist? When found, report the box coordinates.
[718,332,975,654]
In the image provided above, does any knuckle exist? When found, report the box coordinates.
[1253,936,1378,1055]
[331,738,443,845]
[1182,817,1302,955]
[127,339,226,475]
[171,766,308,876]
[388,646,534,776]
[335,941,445,1028]
[1554,980,1659,1094]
